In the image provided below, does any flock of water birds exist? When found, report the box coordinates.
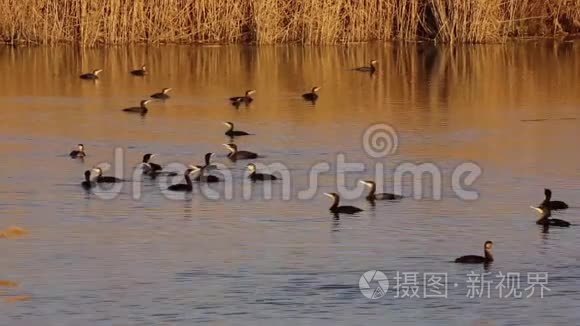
[72,59,573,265]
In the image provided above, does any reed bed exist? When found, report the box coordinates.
[0,0,578,45]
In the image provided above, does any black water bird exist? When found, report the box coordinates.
[191,165,220,183]
[540,188,569,210]
[247,163,278,181]
[202,152,214,168]
[93,167,123,183]
[302,86,321,102]
[454,241,494,264]
[354,60,377,74]
[130,65,147,76]
[123,99,152,114]
[167,168,195,192]
[530,205,571,227]
[324,192,363,215]
[224,122,251,137]
[140,154,178,177]
[80,69,103,80]
[223,143,258,161]
[150,88,172,100]
[69,144,86,159]
[81,170,95,189]
[229,90,255,107]
[141,153,162,173]
[359,180,403,201]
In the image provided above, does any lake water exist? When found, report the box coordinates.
[1,43,579,325]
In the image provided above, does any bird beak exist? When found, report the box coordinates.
[359,180,370,187]
[530,206,543,213]
[324,193,333,198]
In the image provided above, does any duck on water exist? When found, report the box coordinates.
[530,205,571,227]
[80,69,103,80]
[302,86,321,103]
[359,180,403,201]
[324,192,363,215]
[454,241,494,264]
[167,168,196,192]
[151,88,172,100]
[69,144,86,159]
[229,90,255,107]
[93,167,123,183]
[223,143,258,161]
[247,163,279,181]
[141,153,178,177]
[540,188,569,210]
[123,100,153,115]
[81,170,95,189]
[130,65,147,76]
[354,60,377,74]
[224,122,251,137]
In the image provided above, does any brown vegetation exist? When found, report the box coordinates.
[0,0,579,45]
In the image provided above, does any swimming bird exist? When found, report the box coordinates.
[69,144,86,159]
[122,99,152,114]
[223,143,258,161]
[93,167,123,183]
[354,60,377,74]
[530,205,571,227]
[302,86,321,103]
[80,69,103,80]
[141,153,162,173]
[540,188,569,210]
[191,165,220,183]
[359,180,403,201]
[150,88,172,100]
[167,168,195,192]
[202,152,214,168]
[224,122,251,137]
[247,163,278,181]
[130,65,147,76]
[81,170,95,189]
[454,241,494,264]
[140,154,178,177]
[229,90,255,107]
[324,192,363,214]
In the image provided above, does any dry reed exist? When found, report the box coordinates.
[0,0,578,45]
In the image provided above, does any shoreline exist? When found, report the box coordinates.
[1,35,579,48]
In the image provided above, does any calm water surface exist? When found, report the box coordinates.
[1,44,579,325]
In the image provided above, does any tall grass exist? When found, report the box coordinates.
[0,0,578,45]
